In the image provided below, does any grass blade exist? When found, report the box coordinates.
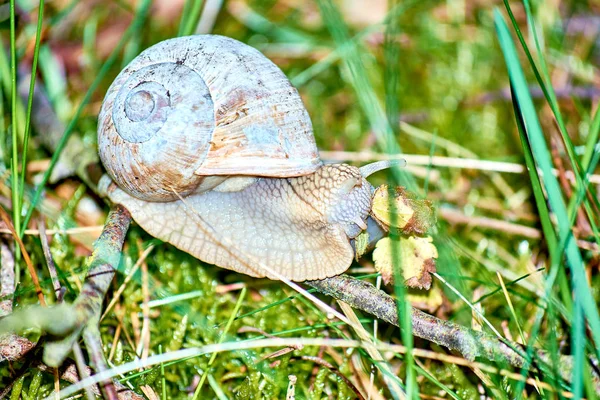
[315,1,419,397]
[193,287,247,397]
[316,0,415,189]
[179,0,204,37]
[19,0,45,210]
[495,7,600,387]
[503,0,600,228]
[9,0,20,263]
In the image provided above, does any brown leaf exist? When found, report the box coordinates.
[404,258,436,290]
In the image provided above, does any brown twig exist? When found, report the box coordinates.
[38,217,63,301]
[41,213,110,398]
[438,207,541,239]
[42,205,131,398]
[0,334,36,362]
[438,207,599,252]
[468,85,600,105]
[306,275,525,366]
[307,276,600,391]
[83,324,119,400]
[0,207,134,398]
[72,341,100,400]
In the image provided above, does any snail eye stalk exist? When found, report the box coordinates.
[359,159,406,178]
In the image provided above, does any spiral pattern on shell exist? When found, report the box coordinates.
[98,35,321,201]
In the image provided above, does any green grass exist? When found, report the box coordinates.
[1,0,599,398]
[496,7,600,398]
[9,0,20,265]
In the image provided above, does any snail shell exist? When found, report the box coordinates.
[98,35,400,281]
[98,35,321,202]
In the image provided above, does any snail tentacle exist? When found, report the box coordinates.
[359,159,406,178]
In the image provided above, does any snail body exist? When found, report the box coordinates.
[105,164,375,280]
[99,35,392,281]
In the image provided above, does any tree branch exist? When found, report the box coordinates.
[307,276,523,365]
[41,205,131,399]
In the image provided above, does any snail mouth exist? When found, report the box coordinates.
[359,159,406,178]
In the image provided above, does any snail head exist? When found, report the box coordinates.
[324,160,406,239]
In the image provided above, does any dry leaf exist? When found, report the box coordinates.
[372,236,438,289]
[371,185,436,235]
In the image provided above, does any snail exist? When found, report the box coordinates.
[98,35,394,281]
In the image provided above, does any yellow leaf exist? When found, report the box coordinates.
[372,237,395,285]
[371,185,436,235]
[372,236,438,289]
[371,185,414,230]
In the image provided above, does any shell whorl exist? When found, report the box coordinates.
[98,35,322,202]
